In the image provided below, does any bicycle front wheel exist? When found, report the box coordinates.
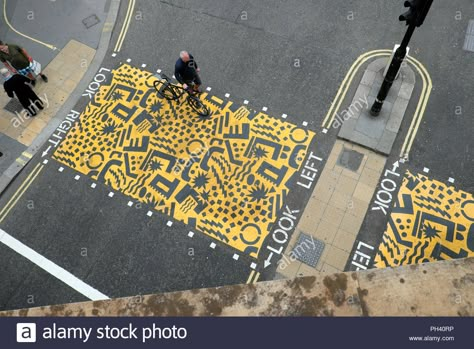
[154,80,180,101]
[188,95,210,117]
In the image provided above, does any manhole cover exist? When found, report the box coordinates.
[4,98,24,114]
[337,147,364,172]
[292,233,325,267]
[463,20,474,52]
[82,14,101,29]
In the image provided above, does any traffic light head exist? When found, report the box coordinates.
[399,0,433,27]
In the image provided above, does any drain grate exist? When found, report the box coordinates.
[464,20,474,52]
[82,14,101,29]
[3,98,24,114]
[292,233,325,267]
[337,147,364,172]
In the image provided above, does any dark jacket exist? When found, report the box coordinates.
[174,54,198,84]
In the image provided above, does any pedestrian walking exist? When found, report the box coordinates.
[174,51,202,93]
[0,40,48,86]
[1,68,44,116]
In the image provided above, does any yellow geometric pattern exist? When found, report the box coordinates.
[53,64,315,258]
[374,171,474,268]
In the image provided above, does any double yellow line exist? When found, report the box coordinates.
[114,0,136,52]
[322,49,432,159]
[3,0,57,50]
[0,163,44,223]
[246,270,260,284]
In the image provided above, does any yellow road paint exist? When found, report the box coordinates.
[53,64,315,258]
[0,163,44,223]
[246,270,255,284]
[3,0,57,50]
[400,56,432,158]
[246,271,260,284]
[22,151,32,159]
[322,50,391,128]
[15,157,26,166]
[322,50,432,159]
[374,171,474,268]
[114,0,135,52]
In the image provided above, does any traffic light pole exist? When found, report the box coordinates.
[370,23,417,116]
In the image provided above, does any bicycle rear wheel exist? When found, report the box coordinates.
[154,80,180,101]
[187,95,210,117]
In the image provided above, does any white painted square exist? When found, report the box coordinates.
[282,114,287,119]
[147,211,153,217]
[42,159,48,165]
[172,75,176,79]
[188,231,195,238]
[74,175,80,181]
[127,201,133,207]
[448,177,455,183]
[250,262,257,270]
[302,121,309,127]
[167,220,173,227]
[233,254,239,261]
[322,128,328,134]
[126,58,131,63]
[17,323,36,343]
[108,192,114,198]
[91,183,97,189]
[262,106,268,112]
[141,63,147,68]
[244,100,249,105]
[423,167,430,173]
[111,52,117,57]
[210,242,216,249]
[206,87,212,92]
[225,93,230,98]
[157,69,162,73]
[58,167,64,172]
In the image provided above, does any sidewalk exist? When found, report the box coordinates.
[0,40,96,172]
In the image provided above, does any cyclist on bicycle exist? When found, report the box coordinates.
[174,51,201,94]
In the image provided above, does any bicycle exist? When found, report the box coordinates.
[153,73,210,118]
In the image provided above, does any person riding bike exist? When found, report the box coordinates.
[174,51,201,94]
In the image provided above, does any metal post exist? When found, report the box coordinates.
[370,23,417,116]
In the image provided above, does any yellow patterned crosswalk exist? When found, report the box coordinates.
[53,64,315,258]
[375,171,474,268]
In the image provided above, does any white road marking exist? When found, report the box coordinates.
[74,175,80,181]
[244,100,249,105]
[233,254,239,261]
[206,87,212,92]
[58,167,64,172]
[448,177,455,184]
[210,242,216,249]
[112,52,117,57]
[282,114,287,119]
[108,192,114,198]
[42,159,48,165]
[262,106,268,112]
[127,201,133,207]
[322,128,328,134]
[141,63,147,68]
[166,221,173,227]
[91,183,97,189]
[250,262,257,270]
[0,229,109,301]
[302,121,308,127]
[147,211,153,217]
[126,58,131,63]
[225,93,230,98]
[423,167,430,173]
[188,231,194,238]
